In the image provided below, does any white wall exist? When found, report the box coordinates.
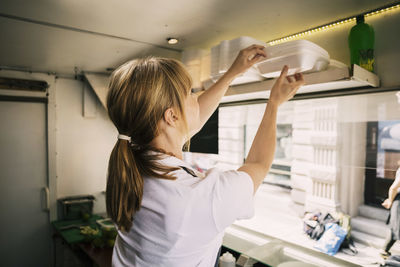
[0,71,121,218]
[55,78,116,214]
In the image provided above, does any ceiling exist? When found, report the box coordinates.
[0,0,397,76]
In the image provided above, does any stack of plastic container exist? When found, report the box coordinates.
[256,40,330,78]
[181,49,209,90]
[210,36,267,85]
[209,38,331,87]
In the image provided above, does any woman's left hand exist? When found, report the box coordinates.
[225,44,267,78]
[382,198,393,209]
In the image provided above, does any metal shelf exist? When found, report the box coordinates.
[213,64,380,103]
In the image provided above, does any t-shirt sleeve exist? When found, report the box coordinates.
[209,168,255,232]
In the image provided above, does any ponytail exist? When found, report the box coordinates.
[106,139,142,232]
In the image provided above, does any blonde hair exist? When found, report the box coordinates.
[106,57,192,232]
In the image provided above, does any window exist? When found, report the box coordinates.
[185,90,400,214]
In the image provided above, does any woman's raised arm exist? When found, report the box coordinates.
[239,66,305,193]
[195,45,266,133]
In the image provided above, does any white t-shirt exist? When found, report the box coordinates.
[112,154,254,267]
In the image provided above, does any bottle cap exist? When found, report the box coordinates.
[356,15,364,24]
[220,251,236,262]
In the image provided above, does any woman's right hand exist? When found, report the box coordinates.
[225,44,267,78]
[269,65,305,106]
[382,198,392,209]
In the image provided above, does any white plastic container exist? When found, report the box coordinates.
[211,66,263,86]
[219,251,236,267]
[256,40,330,78]
[96,218,116,231]
[211,44,221,78]
[218,36,266,73]
[181,49,209,89]
[210,36,266,85]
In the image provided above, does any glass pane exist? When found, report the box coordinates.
[185,90,400,210]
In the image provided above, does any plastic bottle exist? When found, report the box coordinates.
[348,15,375,72]
[219,251,236,267]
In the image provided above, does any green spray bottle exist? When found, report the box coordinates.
[348,15,375,72]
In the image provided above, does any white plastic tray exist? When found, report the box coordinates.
[211,66,264,86]
[256,40,330,78]
[211,36,266,79]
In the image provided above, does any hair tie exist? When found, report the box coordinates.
[118,134,131,142]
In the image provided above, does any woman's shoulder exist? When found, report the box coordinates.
[145,152,252,190]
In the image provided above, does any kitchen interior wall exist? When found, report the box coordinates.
[55,77,116,215]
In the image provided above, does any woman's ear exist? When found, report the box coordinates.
[163,107,179,126]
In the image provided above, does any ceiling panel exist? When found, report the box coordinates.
[0,17,181,75]
[0,0,397,75]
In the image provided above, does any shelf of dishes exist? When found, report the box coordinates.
[215,63,379,103]
[191,36,379,103]
[86,36,380,110]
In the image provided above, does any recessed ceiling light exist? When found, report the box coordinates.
[167,37,179,45]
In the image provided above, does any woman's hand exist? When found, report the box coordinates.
[382,198,393,209]
[225,44,267,78]
[269,65,305,106]
[196,45,265,133]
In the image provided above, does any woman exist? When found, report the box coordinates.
[106,45,304,266]
[381,164,400,258]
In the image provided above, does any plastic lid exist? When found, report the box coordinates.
[263,40,329,59]
[220,252,236,262]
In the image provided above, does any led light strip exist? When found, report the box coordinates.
[267,2,400,46]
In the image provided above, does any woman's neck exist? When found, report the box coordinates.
[150,132,184,160]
